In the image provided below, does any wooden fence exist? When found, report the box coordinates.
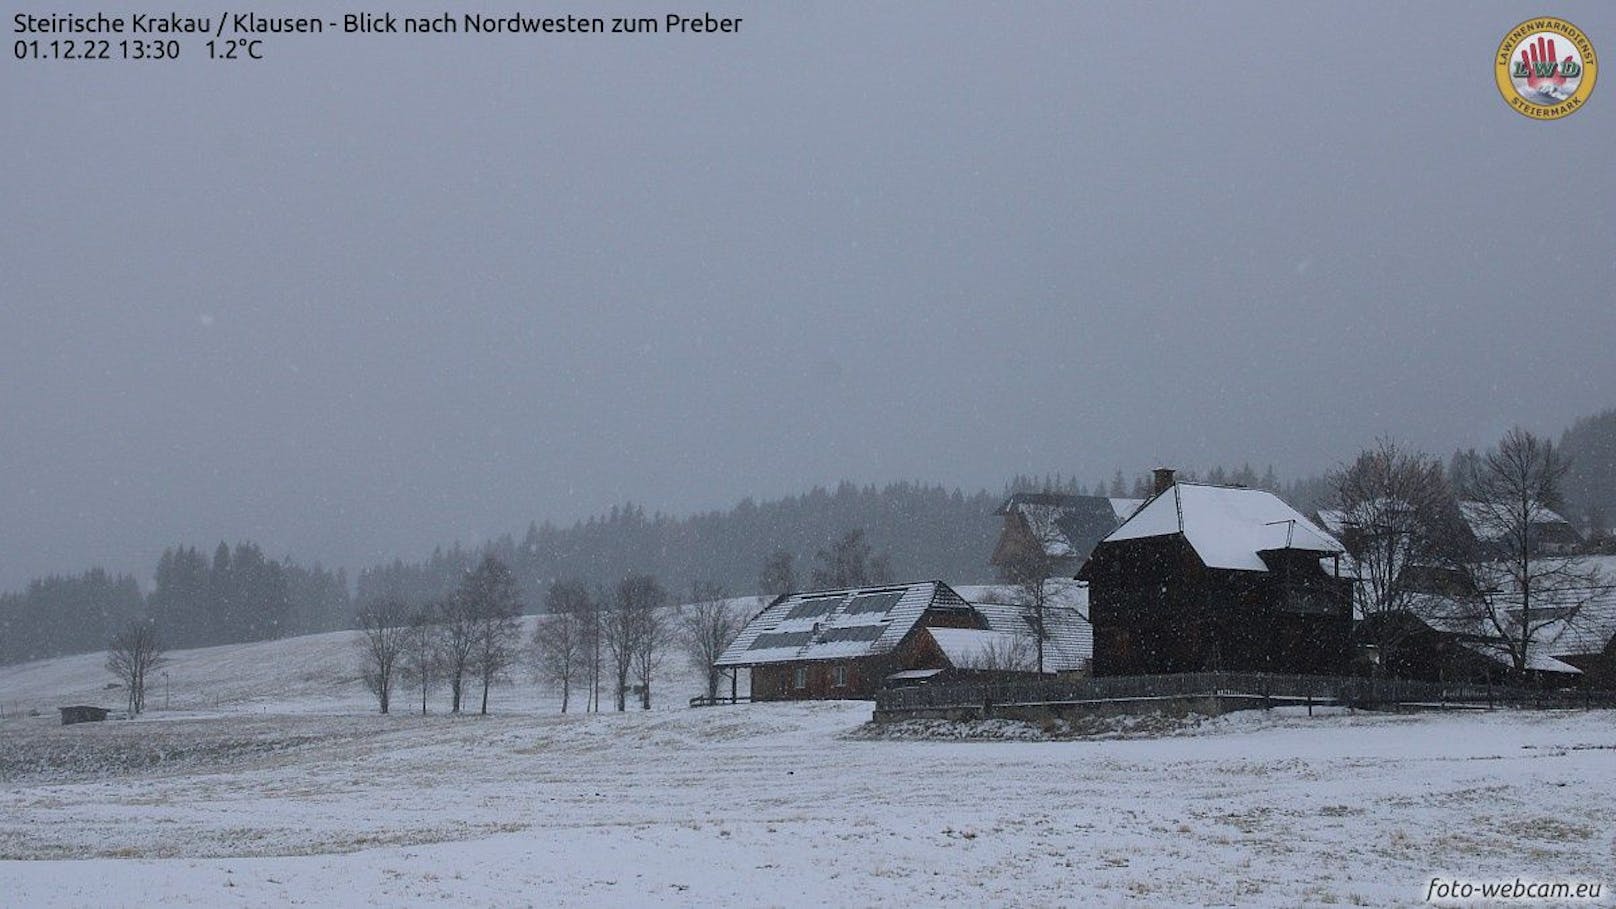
[874,671,1616,715]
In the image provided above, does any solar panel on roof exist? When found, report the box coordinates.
[748,630,813,651]
[844,591,903,615]
[817,624,886,643]
[784,596,842,620]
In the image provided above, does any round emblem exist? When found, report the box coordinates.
[1495,18,1597,119]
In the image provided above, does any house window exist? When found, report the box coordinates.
[793,666,808,689]
[831,665,848,688]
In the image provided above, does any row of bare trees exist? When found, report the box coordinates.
[358,555,523,715]
[1330,428,1606,676]
[531,576,749,711]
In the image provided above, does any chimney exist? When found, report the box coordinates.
[1152,468,1176,496]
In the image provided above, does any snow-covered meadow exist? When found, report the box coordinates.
[2,622,1613,907]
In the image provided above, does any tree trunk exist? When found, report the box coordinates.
[480,677,490,715]
[451,675,463,713]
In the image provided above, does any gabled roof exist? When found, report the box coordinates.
[1402,557,1616,660]
[995,494,1140,560]
[715,581,974,667]
[1457,500,1579,543]
[1097,483,1344,572]
[968,599,1091,671]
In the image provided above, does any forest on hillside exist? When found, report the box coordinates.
[3,410,1613,666]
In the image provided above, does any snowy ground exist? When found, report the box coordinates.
[3,626,1615,907]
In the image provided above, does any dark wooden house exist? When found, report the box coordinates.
[1080,472,1353,676]
[714,581,1089,700]
[991,493,1140,577]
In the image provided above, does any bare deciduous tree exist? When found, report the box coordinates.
[632,592,673,711]
[438,595,478,714]
[582,585,605,712]
[1449,428,1606,675]
[400,605,441,716]
[604,573,667,711]
[460,555,523,715]
[602,590,635,712]
[1327,438,1459,674]
[995,545,1060,674]
[106,621,166,716]
[533,580,592,712]
[680,581,743,702]
[357,599,410,714]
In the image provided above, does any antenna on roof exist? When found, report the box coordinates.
[1264,519,1297,547]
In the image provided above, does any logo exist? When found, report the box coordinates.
[1495,18,1597,119]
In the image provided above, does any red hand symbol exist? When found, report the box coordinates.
[1520,36,1572,91]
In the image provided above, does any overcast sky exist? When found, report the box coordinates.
[3,2,1613,591]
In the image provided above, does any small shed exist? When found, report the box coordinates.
[59,705,111,725]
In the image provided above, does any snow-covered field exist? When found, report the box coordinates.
[3,622,1614,907]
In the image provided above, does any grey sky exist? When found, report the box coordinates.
[3,2,1613,591]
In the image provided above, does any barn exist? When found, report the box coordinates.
[1080,471,1354,676]
[714,580,1089,700]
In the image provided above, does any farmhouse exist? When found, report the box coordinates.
[714,580,1088,700]
[1371,570,1616,686]
[1080,471,1353,676]
[991,492,1141,576]
[1316,499,1584,563]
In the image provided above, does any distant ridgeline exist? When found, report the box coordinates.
[357,482,1005,610]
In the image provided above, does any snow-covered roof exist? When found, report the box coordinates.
[1099,483,1344,572]
[968,601,1090,672]
[715,581,975,667]
[1457,500,1578,543]
[1403,561,1616,661]
[926,628,1029,668]
[1016,503,1082,558]
[1526,574,1616,658]
[1109,498,1144,521]
[995,494,1137,561]
[886,668,944,681]
[1314,508,1348,537]
[1459,641,1583,675]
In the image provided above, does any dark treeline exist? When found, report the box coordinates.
[5,408,1612,666]
[148,542,352,650]
[0,569,144,665]
[1004,463,1332,513]
[0,543,350,665]
[358,481,1006,610]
